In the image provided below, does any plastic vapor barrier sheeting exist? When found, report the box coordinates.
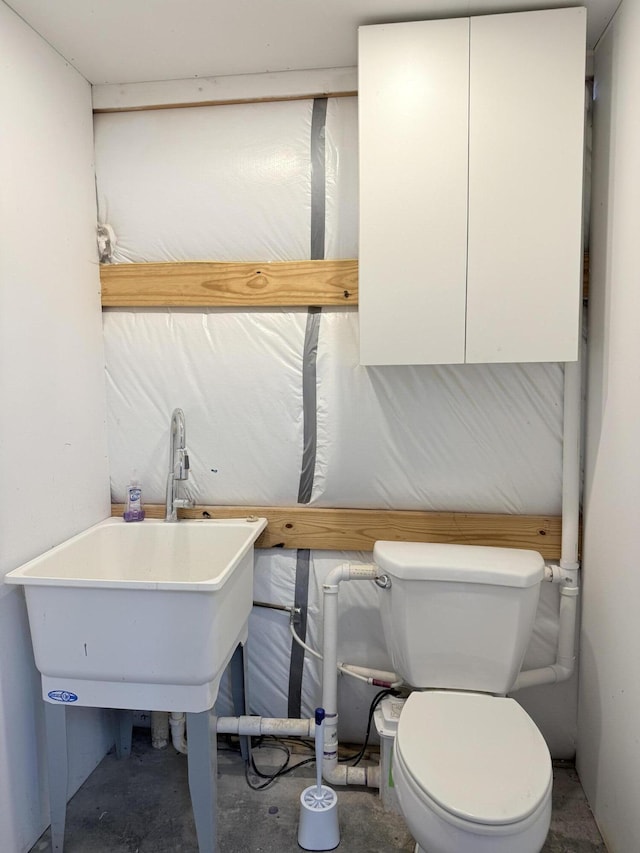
[94,101,314,263]
[104,308,307,506]
[313,309,563,513]
[325,97,359,260]
[96,94,576,757]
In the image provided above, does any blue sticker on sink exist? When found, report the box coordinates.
[48,690,78,703]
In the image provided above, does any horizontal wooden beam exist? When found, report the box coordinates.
[111,504,562,559]
[94,91,357,114]
[101,260,358,307]
[92,67,358,113]
[101,255,588,309]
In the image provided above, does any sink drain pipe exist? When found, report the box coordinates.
[170,711,188,754]
[216,715,314,738]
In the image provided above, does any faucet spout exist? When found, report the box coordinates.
[165,408,194,522]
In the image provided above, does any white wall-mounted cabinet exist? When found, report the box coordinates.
[358,8,586,365]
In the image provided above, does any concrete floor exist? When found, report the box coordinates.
[31,729,607,853]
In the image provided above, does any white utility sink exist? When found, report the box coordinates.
[5,516,267,712]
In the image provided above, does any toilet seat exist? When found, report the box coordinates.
[395,691,552,828]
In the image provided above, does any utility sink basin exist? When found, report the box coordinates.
[5,516,267,712]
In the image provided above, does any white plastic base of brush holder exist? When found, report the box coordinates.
[298,784,340,851]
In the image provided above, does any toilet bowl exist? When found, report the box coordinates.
[373,541,553,852]
[392,691,552,853]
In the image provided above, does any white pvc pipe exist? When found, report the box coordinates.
[170,711,188,754]
[556,586,580,670]
[216,716,314,738]
[322,572,340,723]
[560,357,582,574]
[512,350,582,692]
[321,563,381,789]
[511,586,579,691]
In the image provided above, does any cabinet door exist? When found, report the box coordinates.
[465,8,586,363]
[358,19,469,365]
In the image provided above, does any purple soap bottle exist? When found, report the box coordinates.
[123,473,145,522]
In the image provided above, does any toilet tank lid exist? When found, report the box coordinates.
[373,542,545,587]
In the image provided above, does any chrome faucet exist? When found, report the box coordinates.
[165,408,194,522]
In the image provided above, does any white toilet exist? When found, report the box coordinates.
[374,541,553,853]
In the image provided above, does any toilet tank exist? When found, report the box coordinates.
[374,542,545,694]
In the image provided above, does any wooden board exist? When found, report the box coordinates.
[101,260,358,307]
[92,67,357,113]
[101,256,588,308]
[94,91,358,114]
[111,504,562,559]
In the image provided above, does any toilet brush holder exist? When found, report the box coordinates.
[298,785,339,851]
[298,708,340,851]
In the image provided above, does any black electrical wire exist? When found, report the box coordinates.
[244,736,317,791]
[250,737,290,775]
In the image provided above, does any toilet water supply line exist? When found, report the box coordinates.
[286,609,400,687]
[511,356,582,692]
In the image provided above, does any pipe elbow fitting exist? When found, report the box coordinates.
[543,563,581,588]
[169,711,188,754]
[322,763,369,788]
[551,660,575,683]
[323,562,380,590]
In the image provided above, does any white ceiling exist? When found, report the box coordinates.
[7,0,617,85]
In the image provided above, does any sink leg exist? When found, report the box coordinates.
[44,702,68,853]
[230,642,251,762]
[114,709,134,759]
[186,709,217,853]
